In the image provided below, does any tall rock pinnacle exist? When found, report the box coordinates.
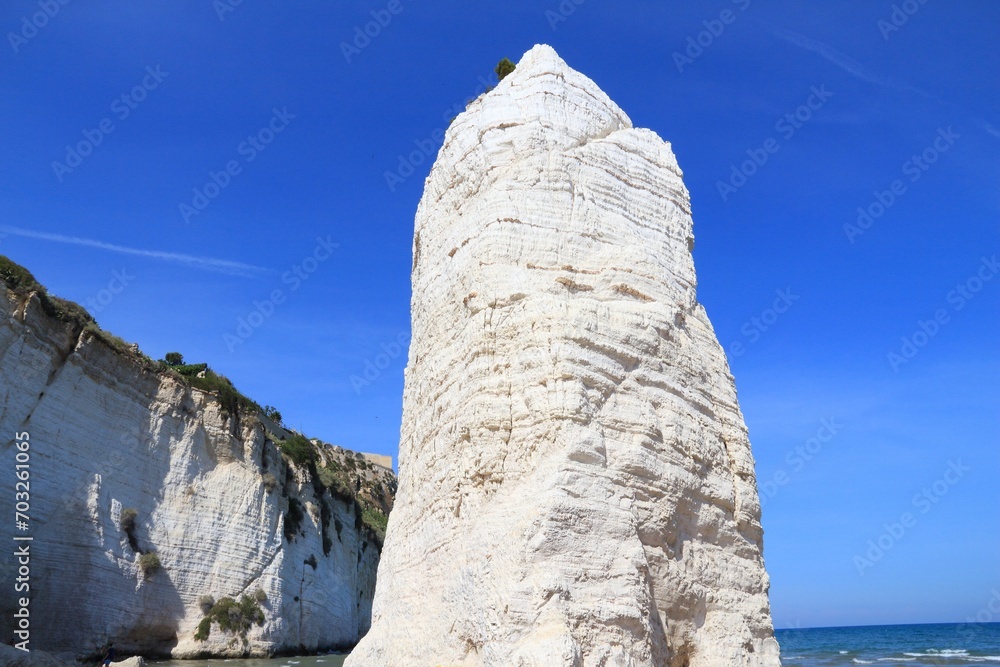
[347,44,780,667]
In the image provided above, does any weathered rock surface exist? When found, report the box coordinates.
[348,45,780,666]
[0,277,395,659]
[0,644,78,667]
[110,657,147,667]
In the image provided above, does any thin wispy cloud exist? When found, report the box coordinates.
[0,225,271,277]
[772,27,1000,142]
[772,27,930,98]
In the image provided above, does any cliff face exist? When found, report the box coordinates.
[348,45,780,667]
[0,276,395,658]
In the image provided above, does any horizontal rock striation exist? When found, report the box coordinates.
[0,266,395,659]
[348,45,780,666]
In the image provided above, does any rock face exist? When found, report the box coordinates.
[0,644,77,667]
[348,45,780,666]
[0,277,396,658]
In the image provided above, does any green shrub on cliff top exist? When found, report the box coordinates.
[262,405,283,425]
[172,363,208,377]
[0,255,37,292]
[0,255,93,329]
[186,367,259,416]
[1,255,262,419]
[279,434,316,467]
[495,57,516,81]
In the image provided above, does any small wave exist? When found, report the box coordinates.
[866,649,1000,664]
[852,660,874,665]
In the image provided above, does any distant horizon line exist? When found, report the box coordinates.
[775,620,1000,632]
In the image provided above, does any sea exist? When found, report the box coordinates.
[778,622,1000,666]
[149,623,1000,667]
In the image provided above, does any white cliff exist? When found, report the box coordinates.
[0,269,396,659]
[348,45,780,667]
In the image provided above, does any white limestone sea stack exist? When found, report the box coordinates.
[347,45,780,666]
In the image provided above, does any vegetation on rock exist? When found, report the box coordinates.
[0,255,93,329]
[495,57,516,81]
[361,505,389,543]
[2,252,399,565]
[283,497,305,541]
[120,508,140,552]
[279,433,317,468]
[138,552,161,574]
[262,472,278,492]
[193,594,265,643]
[262,405,283,425]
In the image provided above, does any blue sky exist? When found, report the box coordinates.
[1,0,997,631]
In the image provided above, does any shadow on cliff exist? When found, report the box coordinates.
[7,329,188,658]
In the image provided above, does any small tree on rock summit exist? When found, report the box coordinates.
[495,58,516,81]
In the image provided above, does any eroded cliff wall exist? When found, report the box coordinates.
[0,279,394,659]
[348,45,780,667]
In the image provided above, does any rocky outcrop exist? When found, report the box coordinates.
[0,263,396,659]
[110,658,147,667]
[348,45,780,666]
[0,644,79,667]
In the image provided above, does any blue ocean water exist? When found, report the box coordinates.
[778,623,1000,666]
[148,624,1000,666]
